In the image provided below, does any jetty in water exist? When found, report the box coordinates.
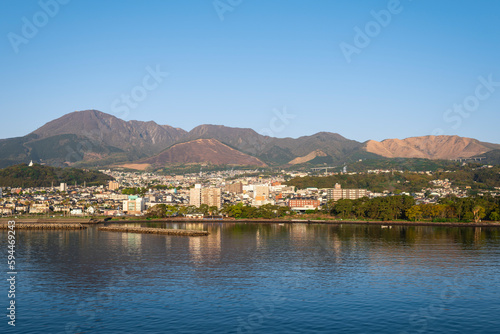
[0,218,99,224]
[0,223,86,230]
[0,218,93,230]
[98,226,209,236]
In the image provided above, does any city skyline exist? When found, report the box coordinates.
[2,0,500,144]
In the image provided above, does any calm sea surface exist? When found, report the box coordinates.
[2,222,500,334]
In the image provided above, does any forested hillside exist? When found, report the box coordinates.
[0,164,113,188]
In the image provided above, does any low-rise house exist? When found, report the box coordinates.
[103,209,121,216]
[29,204,50,214]
[0,207,13,215]
[70,208,84,215]
[86,206,97,215]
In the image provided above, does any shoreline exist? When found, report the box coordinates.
[105,218,500,228]
[2,217,499,228]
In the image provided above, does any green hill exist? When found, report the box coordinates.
[0,164,113,188]
[476,150,500,165]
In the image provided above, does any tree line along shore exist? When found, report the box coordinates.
[143,194,500,224]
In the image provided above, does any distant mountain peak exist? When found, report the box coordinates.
[365,135,500,159]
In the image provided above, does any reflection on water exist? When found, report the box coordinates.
[1,223,500,334]
[122,232,142,253]
[189,236,202,263]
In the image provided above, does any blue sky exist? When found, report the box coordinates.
[1,0,499,143]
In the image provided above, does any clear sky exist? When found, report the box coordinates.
[1,0,499,143]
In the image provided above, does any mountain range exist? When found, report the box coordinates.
[0,109,498,169]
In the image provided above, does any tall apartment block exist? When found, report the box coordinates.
[190,184,222,209]
[326,183,367,201]
[202,187,222,209]
[190,184,202,207]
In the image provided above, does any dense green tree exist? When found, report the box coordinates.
[473,205,486,223]
[146,204,167,218]
[122,187,147,196]
[332,199,353,218]
[490,211,500,221]
[208,206,219,215]
[407,205,422,221]
[198,204,210,215]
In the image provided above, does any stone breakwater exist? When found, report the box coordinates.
[98,226,209,236]
[0,218,96,224]
[0,223,86,230]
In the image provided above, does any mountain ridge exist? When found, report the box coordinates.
[0,110,498,168]
[365,135,500,160]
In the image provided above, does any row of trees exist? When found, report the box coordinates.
[145,195,500,222]
[327,195,416,221]
[146,203,292,219]
[327,195,500,222]
[220,203,291,219]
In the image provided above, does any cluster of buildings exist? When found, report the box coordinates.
[0,169,369,217]
[0,166,489,217]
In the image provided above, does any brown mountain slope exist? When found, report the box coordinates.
[182,124,273,157]
[288,150,328,165]
[365,135,500,159]
[141,139,267,166]
[183,125,363,164]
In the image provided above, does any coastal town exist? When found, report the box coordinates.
[1,165,496,219]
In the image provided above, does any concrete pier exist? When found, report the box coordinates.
[98,226,209,236]
[0,218,95,224]
[0,223,86,230]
